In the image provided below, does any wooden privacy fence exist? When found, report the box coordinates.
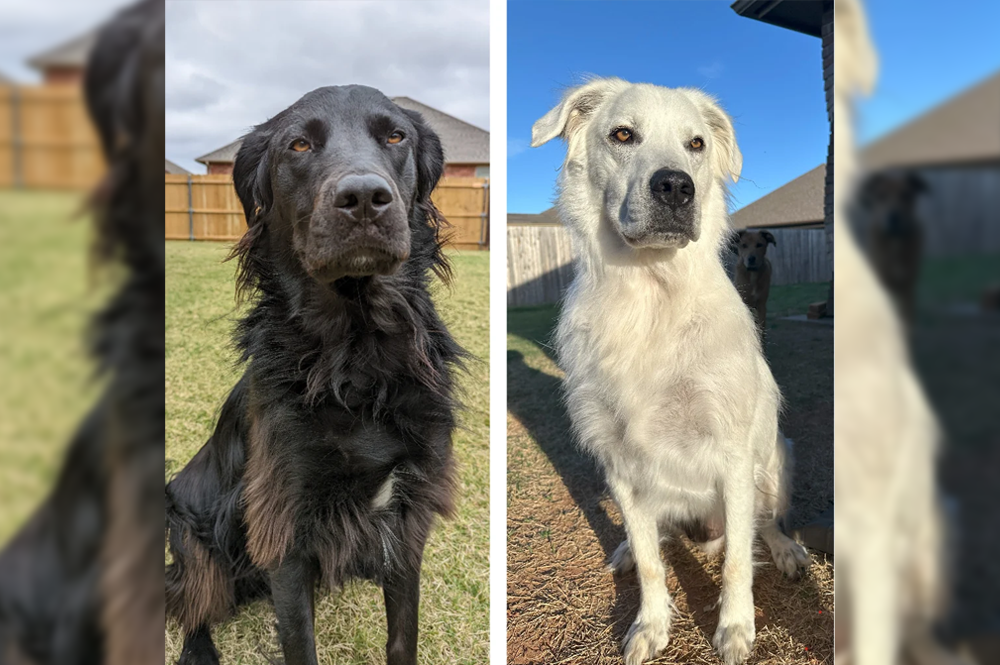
[0,85,103,189]
[748,227,832,285]
[166,175,490,250]
[507,223,575,307]
[507,222,831,307]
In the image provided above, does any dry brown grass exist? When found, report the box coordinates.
[507,304,834,664]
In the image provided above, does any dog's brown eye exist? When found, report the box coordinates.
[291,139,311,152]
[387,131,404,144]
[756,243,763,248]
[689,137,704,150]
[612,128,633,143]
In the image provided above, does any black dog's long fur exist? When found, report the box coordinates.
[165,87,465,665]
[0,2,165,664]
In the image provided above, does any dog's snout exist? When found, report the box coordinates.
[649,169,695,208]
[333,174,394,220]
[747,255,757,266]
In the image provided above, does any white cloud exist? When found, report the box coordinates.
[507,137,530,159]
[165,0,489,172]
[697,60,725,79]
[0,0,133,82]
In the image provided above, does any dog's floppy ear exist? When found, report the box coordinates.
[531,78,623,147]
[233,126,274,226]
[761,230,776,246]
[686,90,742,184]
[402,108,445,203]
[228,125,275,303]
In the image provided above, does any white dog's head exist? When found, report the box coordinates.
[532,78,741,251]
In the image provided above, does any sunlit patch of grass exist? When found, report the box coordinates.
[0,190,108,545]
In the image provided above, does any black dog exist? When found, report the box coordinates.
[165,86,465,665]
[0,2,165,664]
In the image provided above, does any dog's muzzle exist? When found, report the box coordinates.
[304,173,411,283]
[620,169,699,248]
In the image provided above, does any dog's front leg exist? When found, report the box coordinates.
[612,478,672,665]
[383,550,424,665]
[713,451,757,665]
[269,553,319,665]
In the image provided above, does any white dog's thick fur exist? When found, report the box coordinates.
[532,78,809,665]
[833,3,962,665]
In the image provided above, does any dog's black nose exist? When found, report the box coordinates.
[747,256,757,266]
[650,169,695,208]
[333,174,393,220]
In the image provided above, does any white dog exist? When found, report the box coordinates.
[833,3,964,665]
[531,78,809,665]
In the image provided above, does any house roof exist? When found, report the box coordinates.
[730,164,826,230]
[195,139,242,166]
[195,96,489,167]
[731,0,826,38]
[862,70,1000,170]
[508,208,561,225]
[27,29,98,70]
[729,70,1000,228]
[391,96,489,164]
[165,159,191,175]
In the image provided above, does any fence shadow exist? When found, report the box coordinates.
[506,262,574,308]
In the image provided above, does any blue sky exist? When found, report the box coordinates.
[507,0,1000,215]
[507,0,829,214]
[857,0,1000,144]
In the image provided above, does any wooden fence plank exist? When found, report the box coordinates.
[507,223,833,307]
[0,84,103,189]
[164,174,489,249]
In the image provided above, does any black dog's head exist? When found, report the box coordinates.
[232,86,445,292]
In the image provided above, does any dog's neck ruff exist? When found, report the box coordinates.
[238,265,458,413]
[563,186,732,298]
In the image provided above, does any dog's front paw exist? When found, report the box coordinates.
[712,615,755,665]
[177,646,220,665]
[623,613,671,665]
[607,540,635,575]
[771,534,810,579]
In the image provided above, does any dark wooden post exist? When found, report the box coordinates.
[822,0,835,316]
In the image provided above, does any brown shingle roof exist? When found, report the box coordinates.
[391,96,489,164]
[862,70,1000,170]
[27,29,98,70]
[728,70,1000,230]
[730,164,825,229]
[195,139,242,166]
[165,159,191,175]
[195,96,489,168]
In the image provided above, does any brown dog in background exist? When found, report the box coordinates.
[734,229,776,333]
[857,172,927,323]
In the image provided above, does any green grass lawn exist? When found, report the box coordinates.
[0,190,108,546]
[765,281,829,319]
[165,241,489,664]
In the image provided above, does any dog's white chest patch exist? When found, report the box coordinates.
[371,471,396,510]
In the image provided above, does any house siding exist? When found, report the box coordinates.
[207,162,234,176]
[43,67,84,85]
[444,164,478,178]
